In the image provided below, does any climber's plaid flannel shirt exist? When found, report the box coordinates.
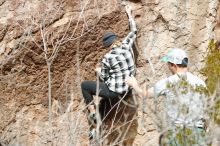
[100,18,137,94]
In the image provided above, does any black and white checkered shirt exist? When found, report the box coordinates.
[100,18,137,94]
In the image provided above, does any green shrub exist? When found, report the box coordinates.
[201,39,220,125]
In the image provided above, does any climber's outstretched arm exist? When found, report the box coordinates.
[122,5,137,48]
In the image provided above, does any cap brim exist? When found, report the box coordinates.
[161,56,169,62]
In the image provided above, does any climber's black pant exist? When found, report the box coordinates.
[81,81,121,105]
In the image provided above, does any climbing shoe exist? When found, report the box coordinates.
[88,112,97,125]
[89,128,96,140]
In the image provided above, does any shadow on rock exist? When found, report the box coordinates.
[97,91,138,146]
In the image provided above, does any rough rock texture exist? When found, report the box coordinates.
[0,0,219,145]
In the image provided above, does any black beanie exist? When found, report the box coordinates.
[103,32,117,47]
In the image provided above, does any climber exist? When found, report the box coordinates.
[81,5,137,138]
[125,48,208,145]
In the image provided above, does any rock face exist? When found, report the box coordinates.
[0,0,219,145]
